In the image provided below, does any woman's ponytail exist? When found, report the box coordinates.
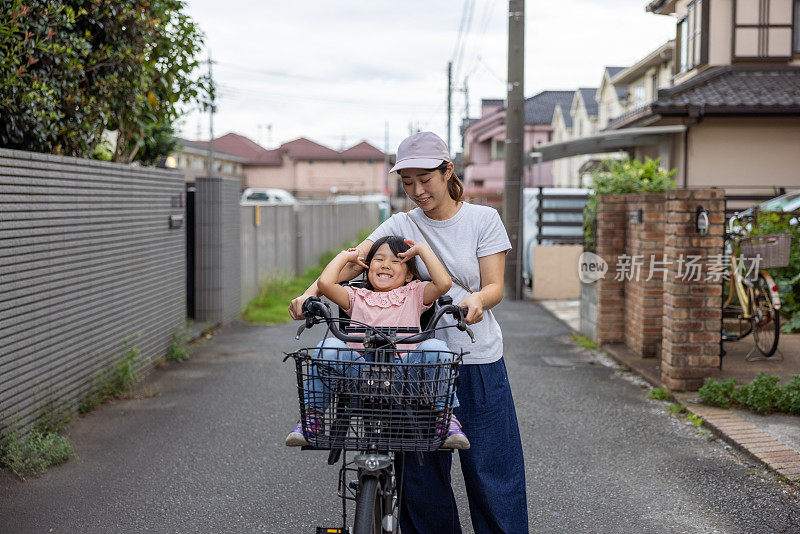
[437,162,464,202]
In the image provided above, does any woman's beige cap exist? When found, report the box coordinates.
[390,131,451,173]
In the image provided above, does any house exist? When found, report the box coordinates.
[538,0,800,194]
[172,138,246,185]
[179,133,387,199]
[461,92,575,206]
[551,87,603,187]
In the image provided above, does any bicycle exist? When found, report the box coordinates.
[721,214,789,361]
[285,294,474,534]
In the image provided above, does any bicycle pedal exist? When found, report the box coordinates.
[348,480,359,490]
[316,528,349,534]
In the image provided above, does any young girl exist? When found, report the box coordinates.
[286,235,469,449]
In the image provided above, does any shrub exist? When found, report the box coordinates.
[698,378,738,408]
[778,375,800,415]
[733,373,782,414]
[750,210,800,333]
[583,157,676,251]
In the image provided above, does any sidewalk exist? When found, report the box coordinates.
[539,297,800,482]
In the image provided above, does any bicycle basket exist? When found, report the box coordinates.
[739,234,792,269]
[287,347,462,452]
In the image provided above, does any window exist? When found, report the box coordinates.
[490,139,505,161]
[633,83,646,107]
[677,0,703,72]
[650,72,659,100]
[733,0,794,59]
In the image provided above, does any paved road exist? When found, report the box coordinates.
[2,301,799,533]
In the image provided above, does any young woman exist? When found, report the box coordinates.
[286,235,469,449]
[289,131,528,533]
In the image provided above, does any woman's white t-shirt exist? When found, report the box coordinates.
[366,202,511,364]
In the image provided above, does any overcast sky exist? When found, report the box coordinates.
[178,0,676,154]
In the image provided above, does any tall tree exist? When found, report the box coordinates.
[0,0,210,164]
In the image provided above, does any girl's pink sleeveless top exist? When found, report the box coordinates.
[343,280,432,349]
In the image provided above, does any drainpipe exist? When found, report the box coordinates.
[683,105,704,187]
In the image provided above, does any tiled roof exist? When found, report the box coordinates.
[248,149,283,166]
[174,137,246,161]
[210,132,267,161]
[654,66,800,111]
[340,141,384,161]
[553,104,573,128]
[605,66,629,100]
[607,66,800,129]
[525,90,575,124]
[579,87,599,116]
[279,137,341,160]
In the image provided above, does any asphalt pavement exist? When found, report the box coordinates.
[2,300,799,533]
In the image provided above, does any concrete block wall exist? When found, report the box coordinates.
[0,149,186,431]
[195,176,241,325]
[240,202,380,305]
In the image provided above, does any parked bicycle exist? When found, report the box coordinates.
[285,294,474,533]
[721,214,790,360]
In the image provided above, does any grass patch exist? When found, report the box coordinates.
[1,399,75,478]
[165,324,191,362]
[79,341,142,414]
[0,428,74,478]
[648,387,669,401]
[570,334,598,350]
[667,403,685,414]
[681,413,704,427]
[241,231,370,325]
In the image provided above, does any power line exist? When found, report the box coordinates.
[216,82,439,110]
[453,0,477,84]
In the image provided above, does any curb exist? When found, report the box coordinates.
[543,301,800,483]
[597,344,800,482]
[674,397,800,481]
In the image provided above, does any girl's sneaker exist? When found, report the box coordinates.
[285,412,323,447]
[438,413,470,449]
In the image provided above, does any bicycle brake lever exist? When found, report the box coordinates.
[465,326,475,343]
[295,323,306,340]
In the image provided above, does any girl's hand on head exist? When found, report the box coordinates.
[458,292,484,325]
[343,248,368,269]
[398,239,421,263]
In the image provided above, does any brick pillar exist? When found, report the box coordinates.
[661,189,725,391]
[624,193,666,357]
[595,194,627,345]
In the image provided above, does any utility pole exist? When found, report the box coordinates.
[206,51,216,177]
[384,121,390,195]
[463,77,470,120]
[503,1,524,300]
[447,61,452,154]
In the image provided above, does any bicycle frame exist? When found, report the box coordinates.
[289,295,473,533]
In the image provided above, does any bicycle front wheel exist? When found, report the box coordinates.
[354,475,384,534]
[753,275,780,357]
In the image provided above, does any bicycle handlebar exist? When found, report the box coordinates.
[298,295,475,345]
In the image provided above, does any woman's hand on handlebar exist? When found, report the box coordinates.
[458,293,484,325]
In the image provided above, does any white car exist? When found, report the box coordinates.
[240,188,297,205]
